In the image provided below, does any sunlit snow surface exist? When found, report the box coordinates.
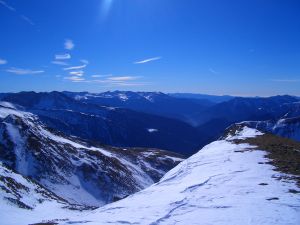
[0,163,80,225]
[56,127,300,225]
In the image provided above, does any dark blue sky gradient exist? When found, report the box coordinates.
[0,0,299,95]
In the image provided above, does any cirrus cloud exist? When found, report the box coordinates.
[0,0,34,25]
[63,64,87,71]
[51,61,69,66]
[6,67,44,75]
[69,71,84,76]
[107,76,140,81]
[134,57,161,64]
[0,0,15,11]
[64,76,85,82]
[55,54,71,60]
[0,58,7,65]
[91,74,112,78]
[80,59,89,64]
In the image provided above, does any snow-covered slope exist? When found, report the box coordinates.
[0,162,86,225]
[46,126,300,225]
[0,103,184,210]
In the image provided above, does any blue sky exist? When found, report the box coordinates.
[0,0,299,96]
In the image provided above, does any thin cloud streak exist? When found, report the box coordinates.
[80,59,89,64]
[107,76,140,81]
[69,71,84,76]
[6,67,44,75]
[64,64,87,71]
[20,15,35,25]
[91,74,112,78]
[55,54,71,60]
[209,68,219,74]
[64,76,85,82]
[51,61,69,66]
[0,0,16,11]
[134,57,162,64]
[64,73,147,86]
[0,0,35,25]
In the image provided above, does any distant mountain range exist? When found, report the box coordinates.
[0,91,299,156]
[0,92,204,155]
[195,95,300,144]
[241,116,300,141]
[169,93,235,103]
[63,91,214,125]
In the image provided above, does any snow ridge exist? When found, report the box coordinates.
[58,127,300,225]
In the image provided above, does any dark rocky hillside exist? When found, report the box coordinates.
[0,103,184,208]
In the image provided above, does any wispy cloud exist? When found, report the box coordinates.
[107,82,150,87]
[20,15,34,25]
[64,73,147,86]
[51,61,69,66]
[6,67,44,75]
[0,0,34,25]
[91,74,112,78]
[95,76,148,86]
[107,76,140,81]
[69,71,84,76]
[80,59,89,64]
[55,54,71,60]
[270,79,300,82]
[64,76,85,82]
[64,64,87,71]
[64,39,74,50]
[209,68,219,74]
[0,0,15,11]
[0,58,7,65]
[81,80,149,86]
[134,57,162,64]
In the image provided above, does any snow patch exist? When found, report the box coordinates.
[0,101,16,109]
[118,93,129,101]
[226,126,264,140]
[147,128,158,133]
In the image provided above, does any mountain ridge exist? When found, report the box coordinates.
[32,125,300,225]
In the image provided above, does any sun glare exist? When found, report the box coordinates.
[100,0,114,18]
